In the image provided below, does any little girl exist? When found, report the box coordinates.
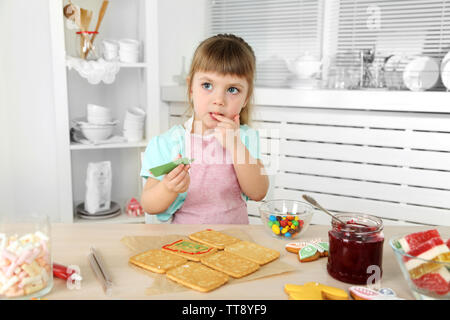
[140,34,269,224]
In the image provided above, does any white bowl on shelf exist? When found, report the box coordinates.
[87,104,112,124]
[77,122,117,142]
[119,50,139,63]
[123,128,144,142]
[87,115,113,125]
[126,107,146,119]
[119,39,140,51]
[80,125,114,142]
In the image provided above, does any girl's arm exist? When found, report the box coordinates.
[140,164,190,214]
[232,139,269,201]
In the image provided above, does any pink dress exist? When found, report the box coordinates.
[172,133,249,224]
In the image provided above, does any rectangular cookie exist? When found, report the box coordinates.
[188,229,241,249]
[166,262,229,292]
[162,239,217,262]
[200,251,260,278]
[129,249,187,274]
[224,240,280,265]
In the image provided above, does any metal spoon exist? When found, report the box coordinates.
[302,194,346,225]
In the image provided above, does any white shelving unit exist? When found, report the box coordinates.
[49,0,160,223]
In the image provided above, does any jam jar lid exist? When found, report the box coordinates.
[331,212,383,235]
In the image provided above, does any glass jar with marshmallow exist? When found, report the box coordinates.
[0,213,53,299]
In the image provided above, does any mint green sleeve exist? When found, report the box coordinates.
[140,135,169,181]
[239,125,261,160]
[139,126,187,223]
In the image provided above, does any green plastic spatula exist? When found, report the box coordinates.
[149,157,194,177]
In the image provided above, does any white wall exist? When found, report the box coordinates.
[0,0,209,222]
[0,0,61,221]
[158,0,208,86]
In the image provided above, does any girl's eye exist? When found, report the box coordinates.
[202,82,212,90]
[228,87,240,94]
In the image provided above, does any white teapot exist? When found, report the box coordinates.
[285,53,322,79]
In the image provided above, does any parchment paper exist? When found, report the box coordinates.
[120,228,297,295]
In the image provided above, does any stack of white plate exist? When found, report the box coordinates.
[441,51,450,91]
[119,39,140,63]
[123,107,146,142]
[76,201,121,220]
[102,40,119,61]
[384,55,414,90]
[402,56,439,91]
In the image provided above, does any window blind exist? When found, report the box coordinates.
[207,0,324,87]
[329,0,450,67]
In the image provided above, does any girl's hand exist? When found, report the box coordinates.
[161,154,190,194]
[213,114,240,150]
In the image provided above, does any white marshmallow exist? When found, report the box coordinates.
[0,275,19,294]
[19,275,42,288]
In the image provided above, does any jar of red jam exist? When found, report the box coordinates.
[327,213,384,285]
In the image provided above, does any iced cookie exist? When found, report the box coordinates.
[298,245,321,262]
[162,239,217,262]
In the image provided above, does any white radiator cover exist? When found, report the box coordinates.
[163,87,450,227]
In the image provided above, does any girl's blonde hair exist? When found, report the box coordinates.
[186,34,256,125]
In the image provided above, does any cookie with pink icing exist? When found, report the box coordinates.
[285,238,322,254]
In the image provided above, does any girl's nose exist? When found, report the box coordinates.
[213,91,225,106]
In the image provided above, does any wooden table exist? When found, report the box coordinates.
[44,223,449,300]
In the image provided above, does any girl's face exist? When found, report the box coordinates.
[189,71,249,134]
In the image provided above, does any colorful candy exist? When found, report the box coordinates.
[267,214,304,238]
[395,229,450,296]
[0,232,51,298]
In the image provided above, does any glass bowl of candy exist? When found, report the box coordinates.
[0,213,53,300]
[259,199,314,240]
[390,229,450,300]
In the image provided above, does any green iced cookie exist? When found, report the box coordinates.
[149,157,194,177]
[299,245,318,261]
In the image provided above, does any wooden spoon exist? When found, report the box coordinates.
[79,8,93,58]
[85,0,109,58]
